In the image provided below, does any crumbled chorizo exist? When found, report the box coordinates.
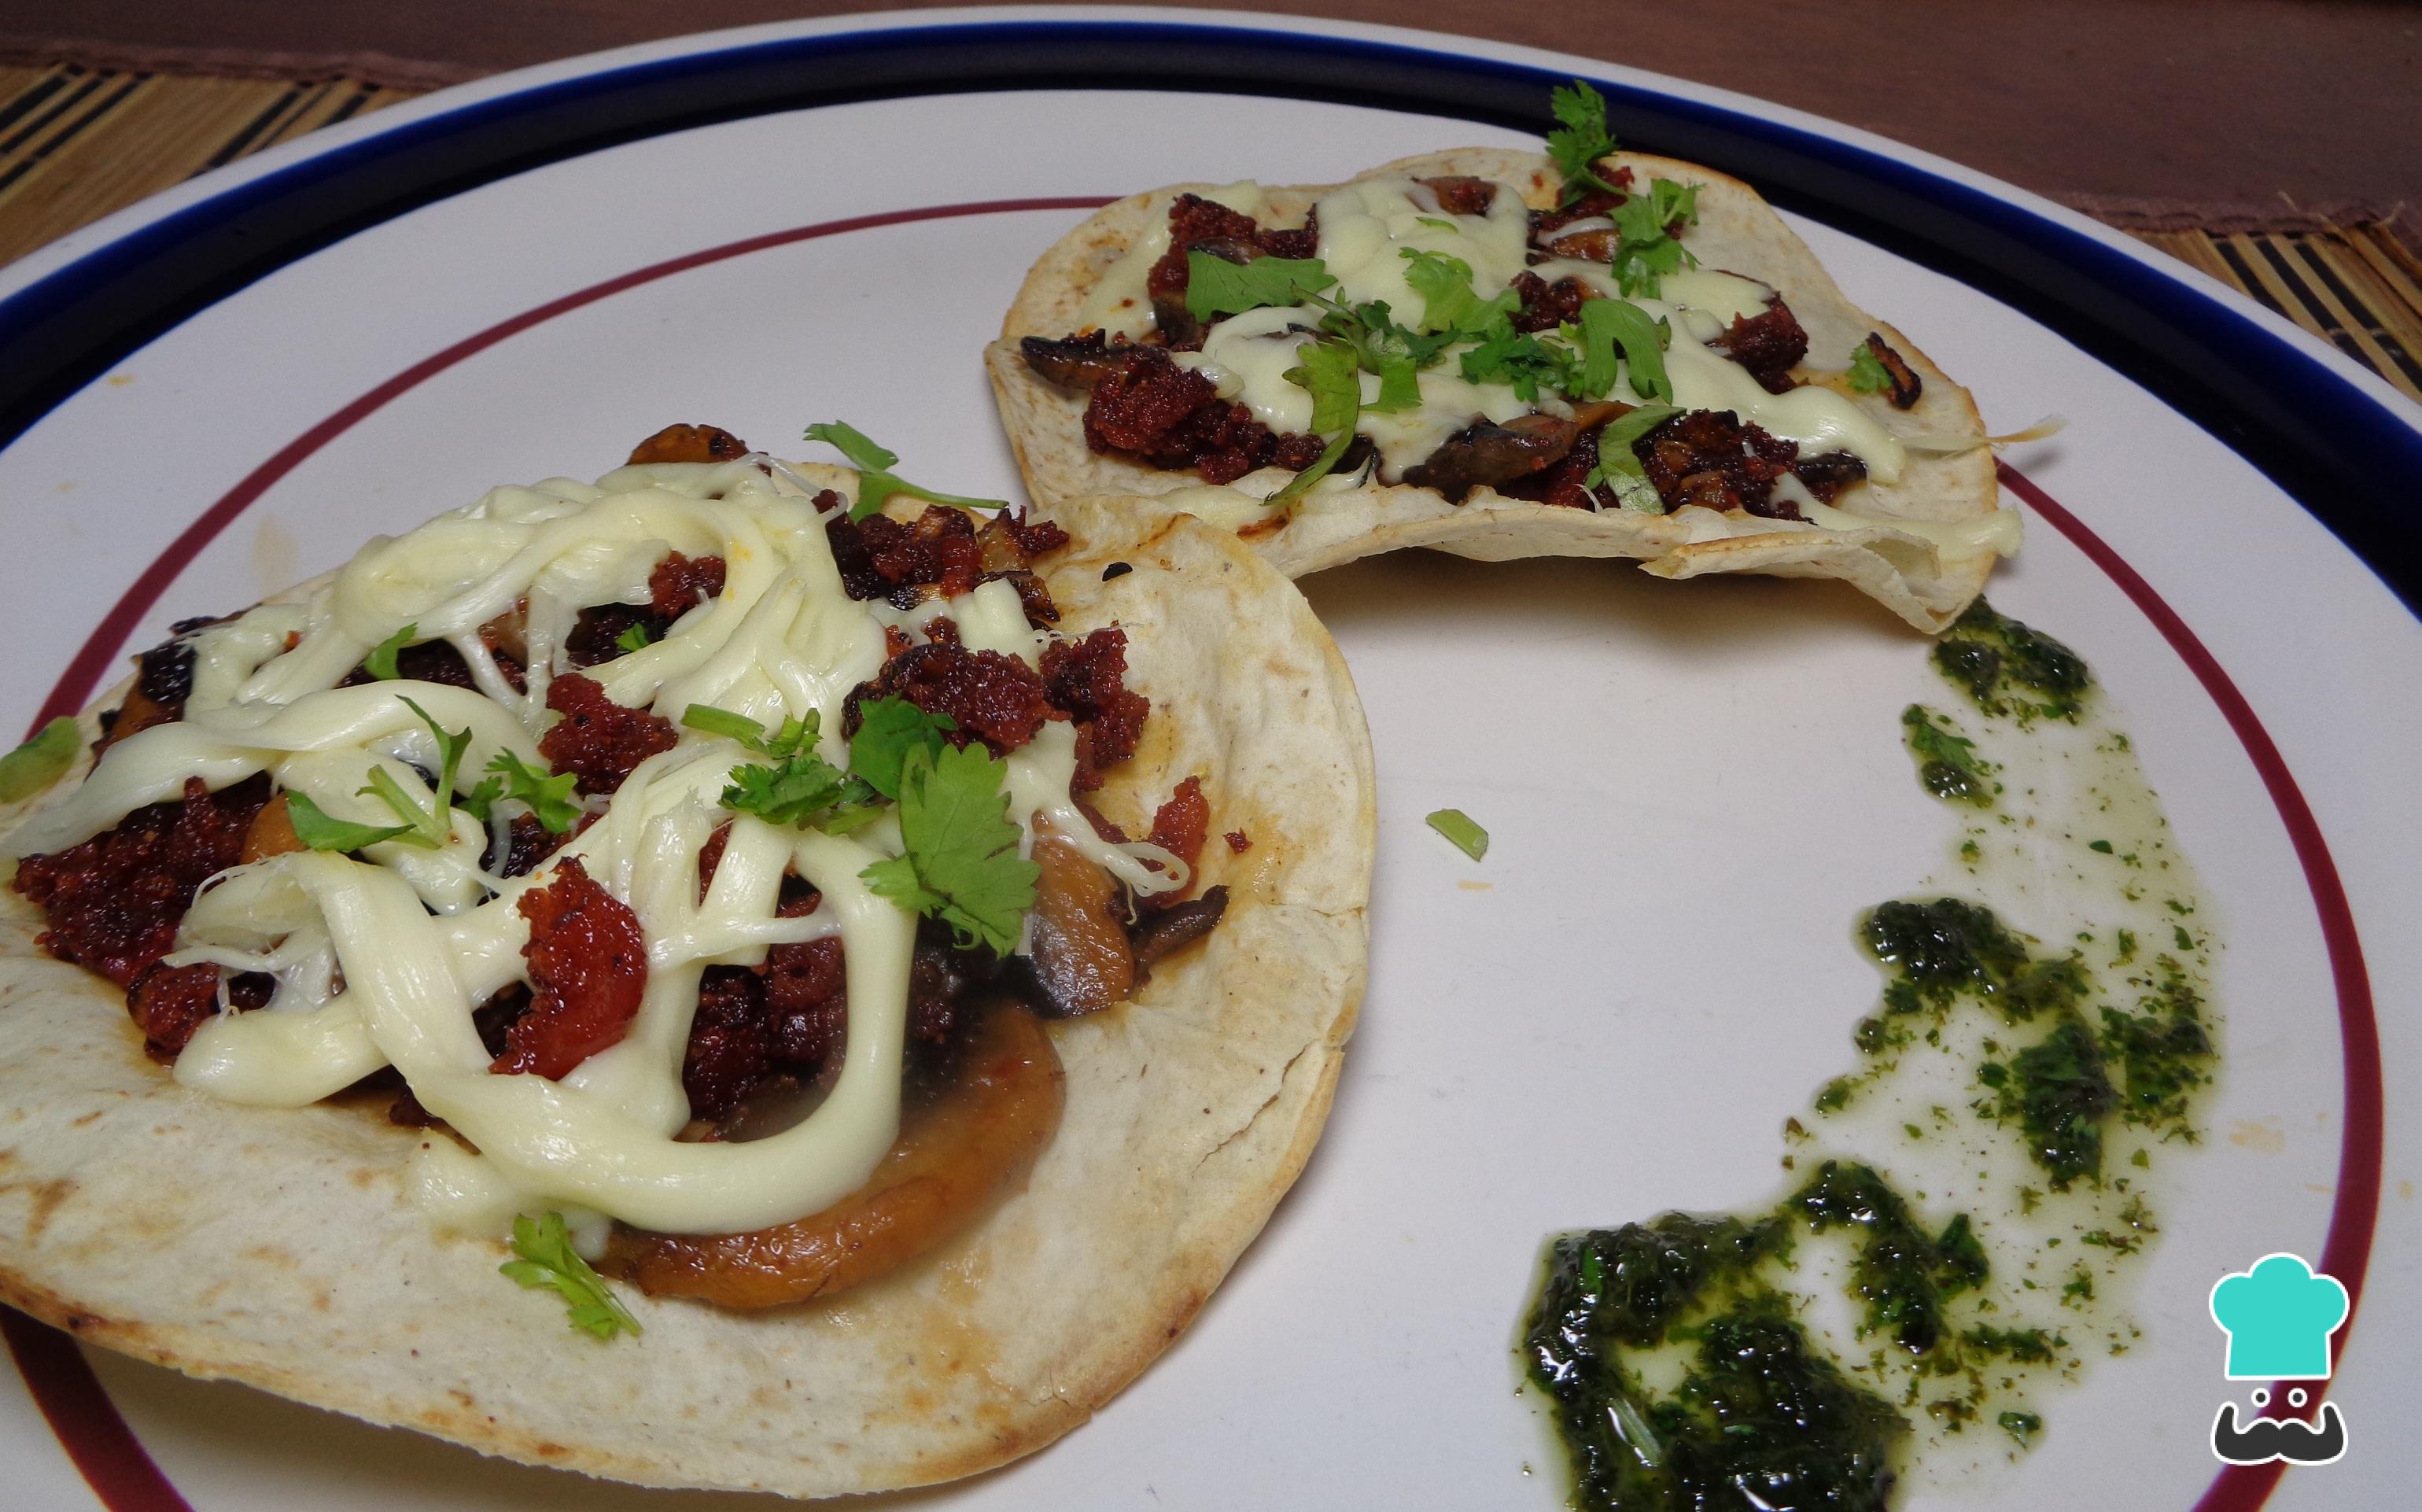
[536,673,677,796]
[647,551,727,618]
[1709,297,1810,395]
[124,962,222,1063]
[1511,270,1593,334]
[858,643,1052,756]
[1636,409,1804,518]
[13,774,271,988]
[1080,347,1325,484]
[1041,628,1151,790]
[1142,776,1209,907]
[493,857,648,1079]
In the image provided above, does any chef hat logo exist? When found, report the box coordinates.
[2209,1253,2348,1381]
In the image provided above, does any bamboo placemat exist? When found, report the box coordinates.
[6,61,2420,404]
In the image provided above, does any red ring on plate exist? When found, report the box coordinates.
[2,205,2380,1512]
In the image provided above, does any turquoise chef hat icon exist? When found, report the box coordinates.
[2209,1253,2348,1380]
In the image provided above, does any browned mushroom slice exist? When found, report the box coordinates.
[1019,333,1134,390]
[1022,828,1137,1017]
[626,423,750,465]
[1863,330,1926,409]
[602,1003,1065,1307]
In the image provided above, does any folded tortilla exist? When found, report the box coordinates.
[0,481,1374,1497]
[987,149,2011,632]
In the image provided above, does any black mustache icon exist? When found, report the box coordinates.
[2211,1399,2348,1466]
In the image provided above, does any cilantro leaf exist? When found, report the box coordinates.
[1583,404,1681,511]
[285,791,422,853]
[0,717,78,802]
[1425,808,1490,861]
[363,622,417,681]
[681,703,773,747]
[1546,80,1622,205]
[480,749,583,833]
[803,421,1005,523]
[614,622,651,653]
[1399,249,1519,334]
[1607,179,1700,298]
[688,704,881,830]
[1266,337,1363,510]
[359,767,447,846]
[500,1211,642,1342]
[1571,298,1673,403]
[1458,326,1578,404]
[1185,250,1334,321]
[1305,294,1452,412]
[848,697,957,800]
[1848,341,1893,394]
[861,742,1038,957]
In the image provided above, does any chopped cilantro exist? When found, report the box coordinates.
[284,792,421,853]
[1848,341,1893,394]
[466,749,582,834]
[1607,179,1699,297]
[1267,337,1363,510]
[614,622,651,653]
[1399,248,1520,334]
[1546,79,1622,205]
[803,420,1005,523]
[1416,216,1459,232]
[1583,403,1681,510]
[1306,294,1451,412]
[500,1211,642,1342]
[861,741,1038,956]
[1425,807,1489,861]
[848,697,957,800]
[1571,297,1672,403]
[1901,705,1993,806]
[688,705,882,832]
[363,622,417,681]
[1185,250,1334,321]
[0,717,78,802]
[1458,325,1577,404]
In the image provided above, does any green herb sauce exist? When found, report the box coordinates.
[1523,604,2222,1510]
[1931,599,2091,723]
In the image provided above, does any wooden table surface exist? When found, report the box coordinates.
[1,9,2419,402]
[5,0,2418,228]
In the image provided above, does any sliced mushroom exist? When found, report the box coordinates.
[1019,334,1132,391]
[603,1003,1065,1307]
[1400,403,1627,503]
[1022,828,1137,1017]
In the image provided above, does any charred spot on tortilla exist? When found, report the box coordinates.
[0,433,1373,1498]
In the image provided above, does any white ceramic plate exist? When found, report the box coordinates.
[1,9,2415,1510]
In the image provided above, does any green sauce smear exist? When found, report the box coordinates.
[1523,606,2221,1510]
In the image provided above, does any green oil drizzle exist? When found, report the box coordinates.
[1523,602,2220,1510]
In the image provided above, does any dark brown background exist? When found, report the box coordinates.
[4,0,2416,229]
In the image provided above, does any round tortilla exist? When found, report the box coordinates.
[0,481,1375,1497]
[986,148,2007,632]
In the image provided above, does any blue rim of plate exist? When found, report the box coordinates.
[0,16,2391,1512]
[2,17,2420,616]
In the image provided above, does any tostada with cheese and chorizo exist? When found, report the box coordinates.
[986,84,2023,631]
[0,423,1373,1497]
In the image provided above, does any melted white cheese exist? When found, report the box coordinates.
[1149,174,1909,492]
[11,461,1179,1237]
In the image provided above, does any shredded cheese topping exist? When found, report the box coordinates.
[6,459,1181,1237]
